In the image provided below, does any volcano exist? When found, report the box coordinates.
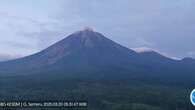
[0,28,194,82]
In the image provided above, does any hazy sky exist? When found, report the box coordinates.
[0,0,195,61]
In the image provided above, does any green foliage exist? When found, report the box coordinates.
[0,76,194,110]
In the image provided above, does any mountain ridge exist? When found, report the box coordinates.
[0,29,194,83]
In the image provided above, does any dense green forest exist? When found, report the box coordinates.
[0,75,194,110]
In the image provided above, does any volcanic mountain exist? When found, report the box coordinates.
[0,29,137,76]
[0,28,194,82]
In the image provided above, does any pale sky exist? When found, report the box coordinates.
[0,0,195,61]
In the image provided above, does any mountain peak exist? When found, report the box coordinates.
[30,29,137,65]
[82,26,94,32]
[72,27,99,39]
[73,27,95,35]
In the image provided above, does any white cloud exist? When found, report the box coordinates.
[132,47,155,53]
